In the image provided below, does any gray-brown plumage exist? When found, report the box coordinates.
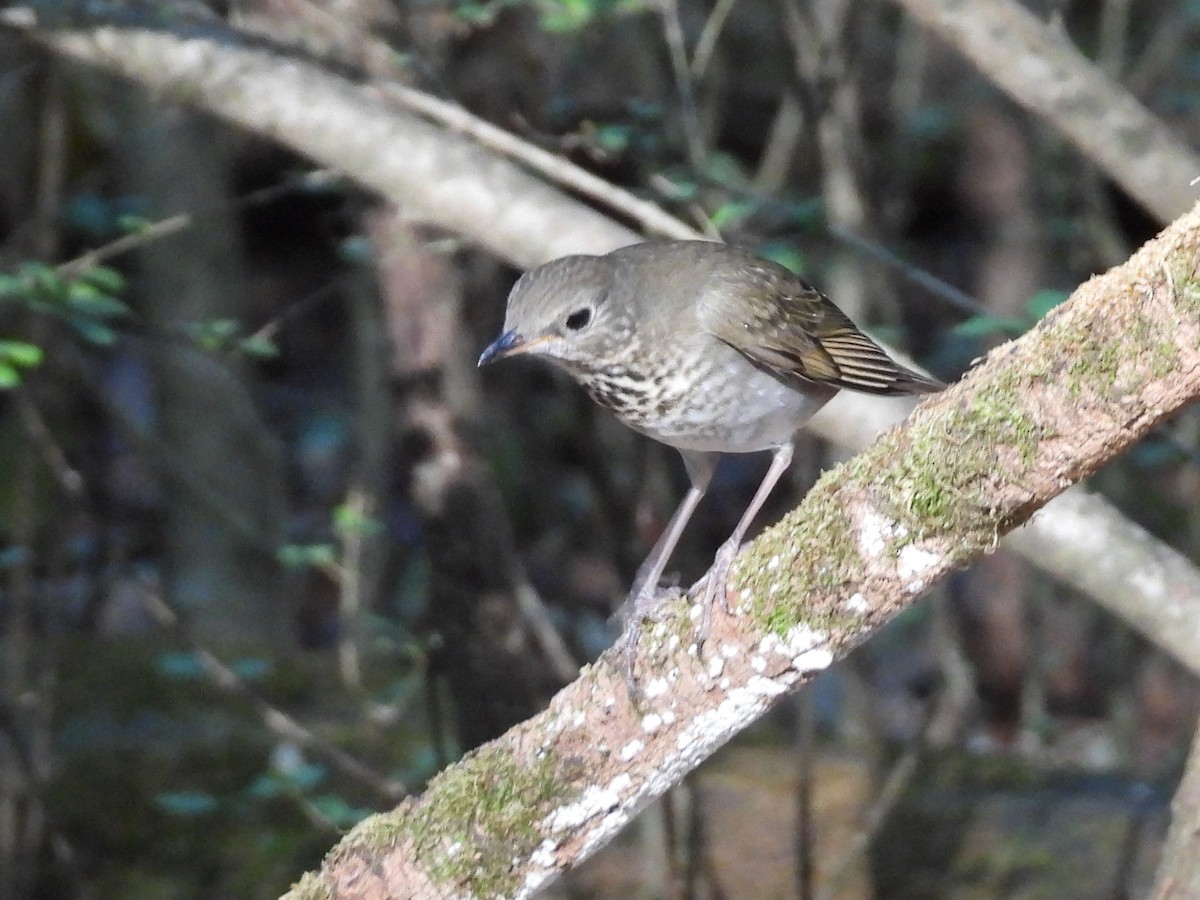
[479,241,942,675]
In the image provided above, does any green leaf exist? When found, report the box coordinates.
[334,504,384,539]
[309,794,371,828]
[709,200,757,230]
[157,651,204,679]
[80,265,126,294]
[1027,288,1068,320]
[592,124,631,154]
[238,334,279,359]
[0,341,43,368]
[758,244,807,276]
[67,316,118,346]
[0,274,25,298]
[453,0,497,25]
[27,262,67,300]
[116,214,153,234]
[156,791,219,817]
[278,543,337,569]
[0,363,20,389]
[951,315,1027,339]
[65,281,130,318]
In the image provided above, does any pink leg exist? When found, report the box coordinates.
[700,441,794,615]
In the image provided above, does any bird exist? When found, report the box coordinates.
[479,240,943,681]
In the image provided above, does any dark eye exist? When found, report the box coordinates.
[565,308,592,331]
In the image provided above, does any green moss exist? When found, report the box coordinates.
[333,742,567,897]
[1168,252,1200,317]
[736,474,862,636]
[871,372,1041,550]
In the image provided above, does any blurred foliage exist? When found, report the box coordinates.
[0,0,1198,896]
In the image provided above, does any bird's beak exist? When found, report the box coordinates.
[477,330,552,366]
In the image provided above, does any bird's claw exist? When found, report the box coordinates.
[619,583,683,704]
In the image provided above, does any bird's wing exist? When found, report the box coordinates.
[698,263,943,396]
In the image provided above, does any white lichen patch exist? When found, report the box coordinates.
[746,674,790,697]
[843,592,870,614]
[793,647,834,673]
[661,710,676,725]
[781,625,826,656]
[618,739,644,762]
[750,654,767,673]
[720,643,739,659]
[641,713,664,733]
[707,654,725,679]
[766,554,781,571]
[545,776,629,833]
[529,838,559,869]
[858,508,906,558]
[644,678,670,700]
[897,544,940,593]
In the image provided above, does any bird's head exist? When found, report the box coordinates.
[478,254,632,371]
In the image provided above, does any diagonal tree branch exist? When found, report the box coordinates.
[886,0,1200,222]
[283,201,1200,900]
[8,8,1200,672]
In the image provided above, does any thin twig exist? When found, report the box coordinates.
[691,0,740,79]
[373,84,700,242]
[15,391,84,497]
[659,0,706,169]
[141,585,407,802]
[57,169,341,277]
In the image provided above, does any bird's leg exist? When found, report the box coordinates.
[698,442,795,624]
[622,452,716,692]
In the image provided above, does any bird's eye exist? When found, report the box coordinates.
[565,308,592,331]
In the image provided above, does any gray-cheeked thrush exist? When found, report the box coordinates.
[479,240,943,679]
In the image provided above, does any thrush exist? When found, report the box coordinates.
[479,240,943,679]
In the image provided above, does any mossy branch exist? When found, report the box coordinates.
[284,208,1200,899]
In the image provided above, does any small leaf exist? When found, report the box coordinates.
[0,363,21,389]
[157,651,204,679]
[117,215,153,234]
[238,335,279,359]
[309,794,371,828]
[709,200,757,230]
[230,657,272,680]
[278,543,337,569]
[156,791,219,816]
[67,316,118,346]
[0,341,43,367]
[1027,288,1068,320]
[80,265,126,294]
[334,504,384,539]
[951,315,1027,339]
[65,281,130,318]
[0,274,24,298]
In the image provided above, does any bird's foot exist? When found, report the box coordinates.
[618,582,683,704]
[692,538,741,650]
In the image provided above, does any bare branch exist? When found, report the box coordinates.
[886,0,1200,222]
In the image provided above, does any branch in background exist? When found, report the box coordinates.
[1153,718,1200,897]
[886,0,1200,222]
[281,201,1200,898]
[142,586,407,803]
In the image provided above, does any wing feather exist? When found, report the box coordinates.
[698,260,943,396]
